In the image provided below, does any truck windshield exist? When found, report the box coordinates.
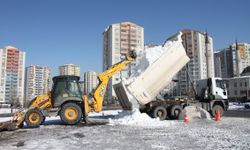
[216,79,226,90]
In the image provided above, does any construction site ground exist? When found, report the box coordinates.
[0,109,250,150]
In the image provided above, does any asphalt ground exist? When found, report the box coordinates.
[224,109,250,118]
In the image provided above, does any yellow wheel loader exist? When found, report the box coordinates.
[0,51,136,131]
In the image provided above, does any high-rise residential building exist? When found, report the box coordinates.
[24,65,51,106]
[176,29,215,96]
[214,48,233,78]
[0,46,25,106]
[214,42,250,78]
[103,22,144,102]
[59,64,80,77]
[83,71,98,96]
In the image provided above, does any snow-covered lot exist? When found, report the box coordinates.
[0,109,250,150]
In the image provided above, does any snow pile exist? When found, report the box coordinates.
[229,102,245,110]
[0,117,12,123]
[0,108,11,114]
[109,109,175,127]
[178,106,211,121]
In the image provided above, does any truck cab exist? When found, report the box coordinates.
[196,77,227,101]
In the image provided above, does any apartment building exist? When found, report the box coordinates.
[103,22,144,102]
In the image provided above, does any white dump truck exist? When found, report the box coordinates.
[114,32,229,120]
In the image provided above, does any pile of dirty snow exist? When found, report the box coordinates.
[178,106,211,121]
[229,102,245,110]
[109,109,176,127]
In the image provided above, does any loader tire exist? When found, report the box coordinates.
[25,109,44,128]
[60,102,82,125]
[152,106,167,120]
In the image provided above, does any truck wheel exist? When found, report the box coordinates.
[25,109,44,128]
[60,102,82,125]
[170,105,183,119]
[152,106,167,120]
[211,105,224,117]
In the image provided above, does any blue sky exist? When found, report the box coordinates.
[0,0,249,76]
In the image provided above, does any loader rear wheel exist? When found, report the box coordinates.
[25,109,44,128]
[152,106,167,120]
[60,102,82,125]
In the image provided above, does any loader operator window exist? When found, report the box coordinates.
[54,80,68,98]
[68,80,81,98]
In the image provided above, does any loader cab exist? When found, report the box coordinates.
[51,75,82,107]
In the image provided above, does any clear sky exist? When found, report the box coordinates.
[0,0,249,76]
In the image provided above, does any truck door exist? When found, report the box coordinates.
[213,79,227,100]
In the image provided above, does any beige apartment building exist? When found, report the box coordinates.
[214,42,250,78]
[59,64,80,77]
[83,71,98,96]
[24,65,51,106]
[103,22,144,103]
[176,29,215,96]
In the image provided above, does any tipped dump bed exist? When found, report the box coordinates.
[114,32,190,110]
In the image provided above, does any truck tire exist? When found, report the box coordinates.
[25,109,44,128]
[170,105,183,119]
[152,106,167,120]
[211,105,224,117]
[60,102,82,125]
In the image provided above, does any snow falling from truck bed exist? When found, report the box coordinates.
[121,32,182,108]
[110,32,183,126]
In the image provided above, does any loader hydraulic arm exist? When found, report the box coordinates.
[85,51,136,113]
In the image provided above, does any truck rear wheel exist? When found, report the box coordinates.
[211,105,224,117]
[169,105,182,119]
[60,102,82,125]
[25,109,44,128]
[152,106,167,120]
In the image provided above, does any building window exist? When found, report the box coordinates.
[245,82,247,87]
[240,82,242,87]
[234,82,237,87]
[234,90,237,95]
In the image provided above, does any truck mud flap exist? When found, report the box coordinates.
[113,82,132,110]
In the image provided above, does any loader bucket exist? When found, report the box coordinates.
[113,82,132,110]
[0,121,17,131]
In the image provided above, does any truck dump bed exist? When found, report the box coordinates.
[114,32,190,110]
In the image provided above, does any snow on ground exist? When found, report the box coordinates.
[109,109,176,127]
[0,111,250,150]
[179,106,211,121]
[229,102,245,110]
[0,108,20,114]
[0,108,11,114]
[0,116,12,123]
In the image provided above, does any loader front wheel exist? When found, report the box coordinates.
[60,102,82,125]
[25,109,44,128]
